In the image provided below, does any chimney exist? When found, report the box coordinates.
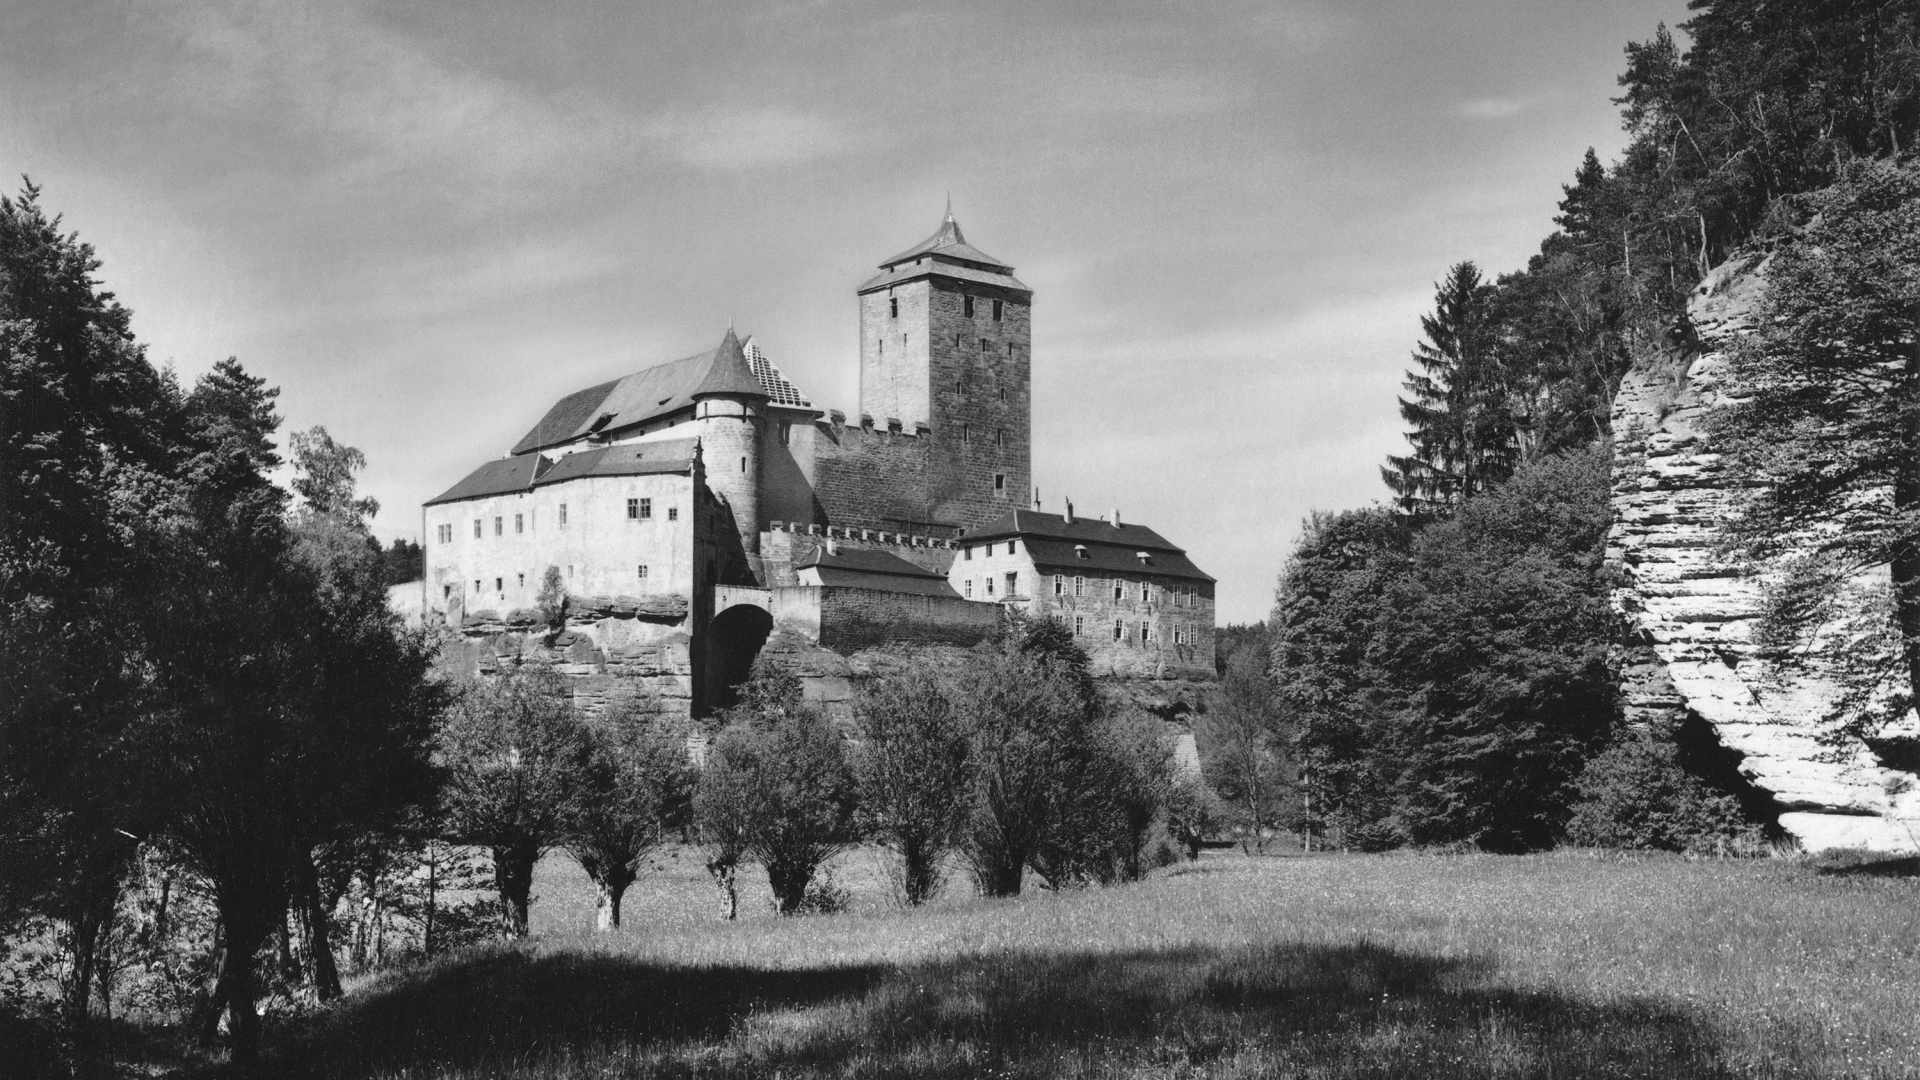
[1111,508,1121,528]
[826,538,839,556]
[1063,499,1074,525]
[1032,487,1042,512]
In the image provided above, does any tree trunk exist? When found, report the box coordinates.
[492,838,539,938]
[705,857,738,920]
[900,835,939,907]
[1896,349,1920,707]
[765,855,813,915]
[291,850,342,1002]
[592,870,633,931]
[212,907,270,1069]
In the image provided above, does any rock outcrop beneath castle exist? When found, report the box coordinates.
[1609,253,1920,853]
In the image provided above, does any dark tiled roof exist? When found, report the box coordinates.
[881,213,1012,272]
[425,439,697,506]
[510,330,812,455]
[512,378,622,456]
[425,455,550,505]
[535,439,698,484]
[860,212,1029,295]
[961,510,1216,583]
[795,545,947,579]
[692,328,768,400]
[808,568,963,597]
[858,259,1030,295]
[1022,539,1215,584]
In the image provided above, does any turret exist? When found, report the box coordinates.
[692,327,768,556]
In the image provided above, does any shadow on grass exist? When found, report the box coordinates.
[1816,853,1920,878]
[251,938,1804,1079]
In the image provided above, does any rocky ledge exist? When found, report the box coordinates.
[1609,253,1920,853]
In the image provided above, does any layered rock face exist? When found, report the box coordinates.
[1610,254,1920,853]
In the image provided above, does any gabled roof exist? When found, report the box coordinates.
[425,439,697,506]
[691,328,768,400]
[960,509,1216,583]
[795,544,962,597]
[424,454,550,506]
[858,211,1029,295]
[510,330,805,455]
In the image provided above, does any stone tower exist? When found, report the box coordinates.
[692,327,768,555]
[857,209,1032,532]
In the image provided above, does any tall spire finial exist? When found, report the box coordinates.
[944,191,954,223]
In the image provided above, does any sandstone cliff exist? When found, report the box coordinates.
[1610,253,1920,853]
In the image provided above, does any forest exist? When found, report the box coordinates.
[1222,0,1920,854]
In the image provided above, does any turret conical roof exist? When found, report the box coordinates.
[691,327,769,400]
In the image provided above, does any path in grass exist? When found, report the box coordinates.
[270,850,1920,1079]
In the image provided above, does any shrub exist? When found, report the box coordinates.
[1564,732,1764,854]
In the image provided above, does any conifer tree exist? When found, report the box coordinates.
[1382,262,1515,512]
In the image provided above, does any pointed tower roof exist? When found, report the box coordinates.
[691,327,769,400]
[860,207,1029,295]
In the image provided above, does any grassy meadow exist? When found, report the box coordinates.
[198,847,1920,1079]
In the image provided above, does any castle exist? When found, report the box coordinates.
[419,211,1217,716]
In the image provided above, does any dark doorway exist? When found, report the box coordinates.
[701,604,773,716]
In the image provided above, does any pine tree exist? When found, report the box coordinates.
[1382,262,1515,512]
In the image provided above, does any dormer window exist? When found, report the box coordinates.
[588,412,615,434]
[1074,545,1089,559]
[1136,552,1153,565]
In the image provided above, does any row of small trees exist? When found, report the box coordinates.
[443,617,1198,936]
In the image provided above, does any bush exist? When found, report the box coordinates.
[1564,732,1764,854]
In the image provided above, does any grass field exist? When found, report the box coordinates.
[218,847,1920,1079]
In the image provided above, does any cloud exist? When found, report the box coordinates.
[639,108,857,169]
[1457,97,1527,119]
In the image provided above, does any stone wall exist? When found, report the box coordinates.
[1610,251,1920,853]
[809,418,939,533]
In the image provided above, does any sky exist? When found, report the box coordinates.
[2,0,1692,624]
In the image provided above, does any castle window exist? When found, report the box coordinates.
[980,338,989,352]
[637,565,649,580]
[642,497,653,518]
[515,513,524,534]
[996,428,1004,447]
[1006,571,1018,596]
[985,576,995,596]
[1007,342,1014,356]
[961,423,970,443]
[889,296,899,318]
[517,572,525,587]
[779,420,791,446]
[965,578,973,598]
[1053,574,1064,596]
[1189,587,1199,607]
[1113,581,1125,601]
[1074,575,1085,596]
[994,473,1006,495]
[559,504,568,529]
[1173,623,1183,645]
[473,580,480,593]
[1113,618,1124,641]
[437,523,452,543]
[1000,387,1007,402]
[495,577,503,593]
[627,498,638,520]
[567,565,574,578]
[1144,622,1155,643]
[992,299,1003,321]
[1074,615,1085,636]
[443,584,452,600]
[668,507,679,521]
[1142,583,1153,605]
[1006,540,1017,554]
[963,545,972,561]
[494,516,503,537]
[964,295,975,317]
